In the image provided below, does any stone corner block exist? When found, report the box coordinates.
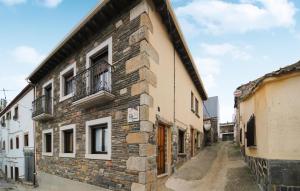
[140,13,153,33]
[131,81,149,96]
[139,144,156,157]
[139,67,157,88]
[140,40,159,64]
[140,93,153,107]
[139,105,149,121]
[129,26,150,46]
[126,133,149,144]
[131,183,146,191]
[139,170,156,184]
[130,0,149,21]
[140,121,153,132]
[126,53,150,74]
[127,157,147,172]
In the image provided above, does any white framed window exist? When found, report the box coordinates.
[42,129,53,156]
[86,37,112,68]
[85,116,111,160]
[59,124,76,158]
[59,63,76,102]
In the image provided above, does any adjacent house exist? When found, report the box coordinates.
[203,96,219,144]
[27,0,207,191]
[219,122,234,141]
[234,62,300,191]
[0,85,35,183]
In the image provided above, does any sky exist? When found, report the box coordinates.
[0,0,300,122]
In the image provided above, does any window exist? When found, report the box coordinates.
[24,133,29,147]
[178,129,185,154]
[42,129,53,156]
[16,136,19,149]
[13,106,18,120]
[10,166,13,179]
[14,167,19,181]
[10,138,13,150]
[85,117,111,160]
[6,111,11,120]
[191,92,194,112]
[1,117,5,127]
[2,141,5,150]
[42,79,54,115]
[195,98,199,116]
[59,63,76,102]
[246,115,256,147]
[59,124,76,158]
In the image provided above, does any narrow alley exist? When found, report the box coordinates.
[159,142,260,191]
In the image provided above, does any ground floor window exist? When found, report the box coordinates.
[15,167,19,181]
[16,136,19,149]
[59,124,76,157]
[85,116,111,160]
[10,166,13,179]
[178,129,185,154]
[42,129,53,156]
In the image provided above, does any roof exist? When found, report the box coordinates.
[203,96,219,119]
[0,84,33,117]
[235,60,300,104]
[27,0,207,100]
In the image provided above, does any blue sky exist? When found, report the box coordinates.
[0,0,300,122]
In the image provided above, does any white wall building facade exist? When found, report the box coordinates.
[0,85,34,181]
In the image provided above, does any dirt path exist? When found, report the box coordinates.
[160,142,260,191]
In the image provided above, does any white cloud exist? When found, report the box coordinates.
[0,0,26,6]
[176,0,296,34]
[36,0,62,8]
[195,57,221,90]
[200,43,251,60]
[11,46,45,65]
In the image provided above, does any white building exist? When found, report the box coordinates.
[0,85,34,182]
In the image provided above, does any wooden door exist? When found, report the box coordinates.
[191,128,194,157]
[157,124,165,175]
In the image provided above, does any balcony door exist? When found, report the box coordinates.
[91,50,109,93]
[157,124,166,175]
[44,84,52,113]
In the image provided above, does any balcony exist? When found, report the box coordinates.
[32,95,53,121]
[72,61,115,108]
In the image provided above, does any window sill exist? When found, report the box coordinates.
[85,153,111,160]
[42,152,53,156]
[59,94,74,102]
[59,153,75,158]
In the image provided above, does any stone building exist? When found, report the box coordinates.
[203,96,219,144]
[27,0,207,190]
[234,61,300,190]
[219,122,234,141]
[0,85,35,183]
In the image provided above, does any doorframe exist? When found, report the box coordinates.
[156,116,173,177]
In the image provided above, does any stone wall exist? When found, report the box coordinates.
[35,1,157,191]
[246,155,300,191]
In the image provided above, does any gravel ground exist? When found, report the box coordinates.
[159,142,260,191]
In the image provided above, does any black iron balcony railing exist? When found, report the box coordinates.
[73,61,111,102]
[32,95,53,118]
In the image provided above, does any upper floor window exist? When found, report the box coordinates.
[60,63,76,102]
[195,98,199,116]
[85,117,111,160]
[16,136,19,149]
[2,141,5,150]
[191,92,194,112]
[13,106,18,120]
[6,111,11,120]
[1,116,5,127]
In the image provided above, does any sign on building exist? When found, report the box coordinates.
[128,106,139,123]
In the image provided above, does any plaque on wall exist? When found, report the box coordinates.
[128,106,139,123]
